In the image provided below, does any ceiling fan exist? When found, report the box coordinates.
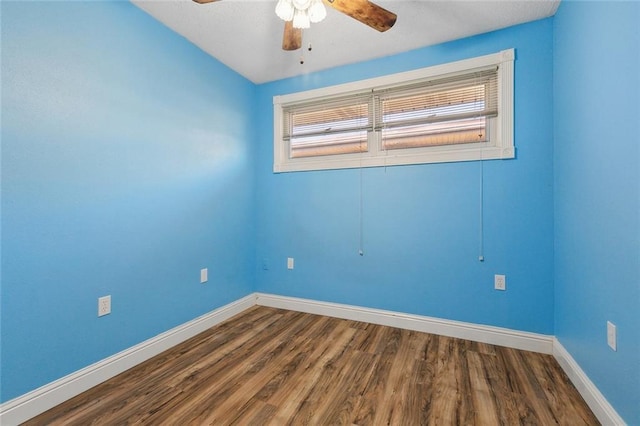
[192,0,397,51]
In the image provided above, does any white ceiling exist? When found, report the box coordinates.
[132,0,560,84]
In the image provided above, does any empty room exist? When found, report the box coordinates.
[1,0,638,424]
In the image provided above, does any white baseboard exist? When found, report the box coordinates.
[255,293,554,354]
[2,292,623,426]
[553,338,625,425]
[0,294,256,426]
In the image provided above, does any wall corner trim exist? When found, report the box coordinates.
[255,293,553,354]
[0,293,257,426]
[552,338,626,425]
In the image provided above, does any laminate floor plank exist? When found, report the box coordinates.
[317,351,378,425]
[374,329,417,425]
[23,307,599,426]
[251,316,336,405]
[466,351,501,425]
[274,324,359,424]
[476,352,534,425]
[230,398,278,426]
[350,326,403,425]
[199,313,334,424]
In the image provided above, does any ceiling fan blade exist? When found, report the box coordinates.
[282,21,302,51]
[192,0,220,4]
[325,0,397,32]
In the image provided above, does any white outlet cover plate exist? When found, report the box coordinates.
[200,268,208,283]
[494,274,506,291]
[98,295,111,317]
[287,257,294,270]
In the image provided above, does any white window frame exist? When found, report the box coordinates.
[273,49,515,173]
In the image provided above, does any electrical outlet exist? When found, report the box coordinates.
[200,268,208,284]
[287,257,294,270]
[494,274,506,291]
[98,295,111,317]
[607,321,617,351]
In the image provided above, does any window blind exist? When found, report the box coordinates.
[283,94,372,158]
[280,66,500,158]
[375,66,498,149]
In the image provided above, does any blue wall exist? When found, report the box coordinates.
[1,1,256,402]
[255,20,555,335]
[553,2,640,424]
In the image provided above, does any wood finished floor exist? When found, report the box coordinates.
[24,306,599,425]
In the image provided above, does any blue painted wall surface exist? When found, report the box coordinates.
[1,1,256,402]
[553,2,640,424]
[255,20,555,335]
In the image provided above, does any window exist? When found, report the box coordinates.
[274,49,514,173]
